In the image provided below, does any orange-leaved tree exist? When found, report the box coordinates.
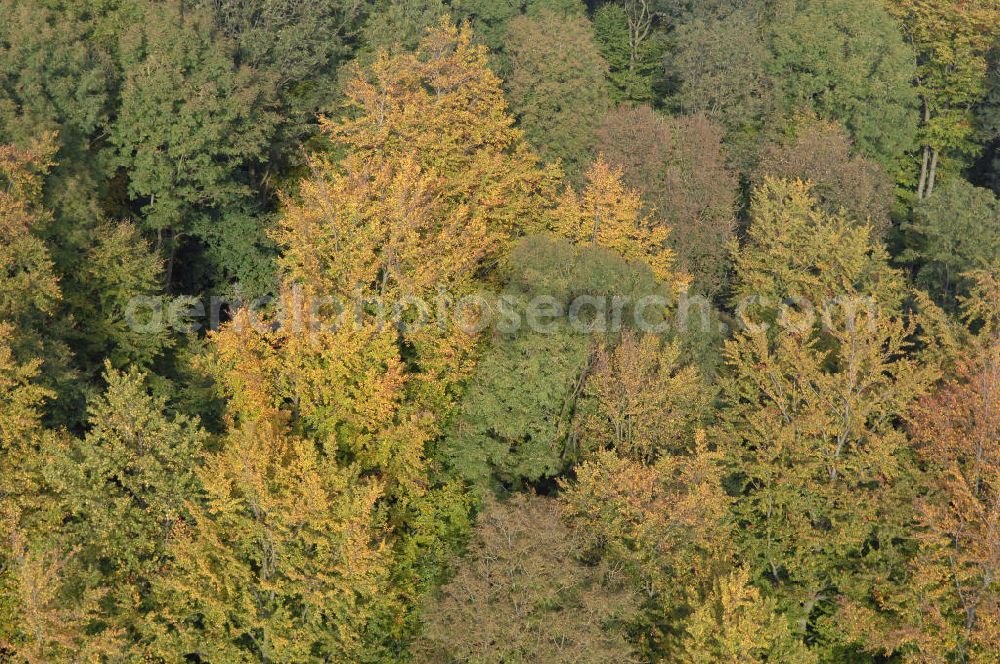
[560,435,731,657]
[841,268,1000,663]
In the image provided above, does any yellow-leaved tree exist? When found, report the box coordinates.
[153,408,391,663]
[731,177,905,319]
[0,135,60,329]
[329,18,560,255]
[679,566,815,664]
[573,330,712,462]
[720,299,938,645]
[839,268,1000,663]
[153,20,562,659]
[560,435,731,657]
[553,158,687,291]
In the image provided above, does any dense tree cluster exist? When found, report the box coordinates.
[1,2,999,662]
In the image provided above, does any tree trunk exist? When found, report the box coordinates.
[165,229,177,295]
[927,148,939,198]
[917,145,930,199]
[917,98,931,199]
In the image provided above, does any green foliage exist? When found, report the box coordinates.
[0,1,112,143]
[2,3,1000,662]
[668,0,919,170]
[901,177,1000,306]
[719,308,937,648]
[200,0,366,141]
[113,0,278,292]
[443,323,590,488]
[441,234,667,489]
[593,3,668,104]
[731,178,906,316]
[0,0,114,235]
[451,0,586,68]
[390,479,475,634]
[890,0,1000,193]
[65,220,179,371]
[505,10,611,180]
[40,363,207,653]
[766,0,918,168]
[358,0,450,58]
[0,138,60,329]
[0,136,84,426]
[666,6,777,164]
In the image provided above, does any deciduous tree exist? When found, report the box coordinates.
[840,288,999,662]
[553,158,684,290]
[719,306,937,645]
[889,0,1000,198]
[0,136,60,329]
[767,0,918,168]
[415,493,639,664]
[560,439,731,656]
[505,10,612,181]
[593,2,668,104]
[42,364,207,650]
[440,234,669,489]
[665,6,777,165]
[332,20,560,253]
[679,566,813,664]
[154,413,392,662]
[574,330,711,462]
[113,0,278,292]
[901,177,1000,308]
[758,115,895,236]
[731,178,905,318]
[596,107,737,295]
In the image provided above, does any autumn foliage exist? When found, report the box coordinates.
[1,7,999,664]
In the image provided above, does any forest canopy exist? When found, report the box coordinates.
[0,1,999,663]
